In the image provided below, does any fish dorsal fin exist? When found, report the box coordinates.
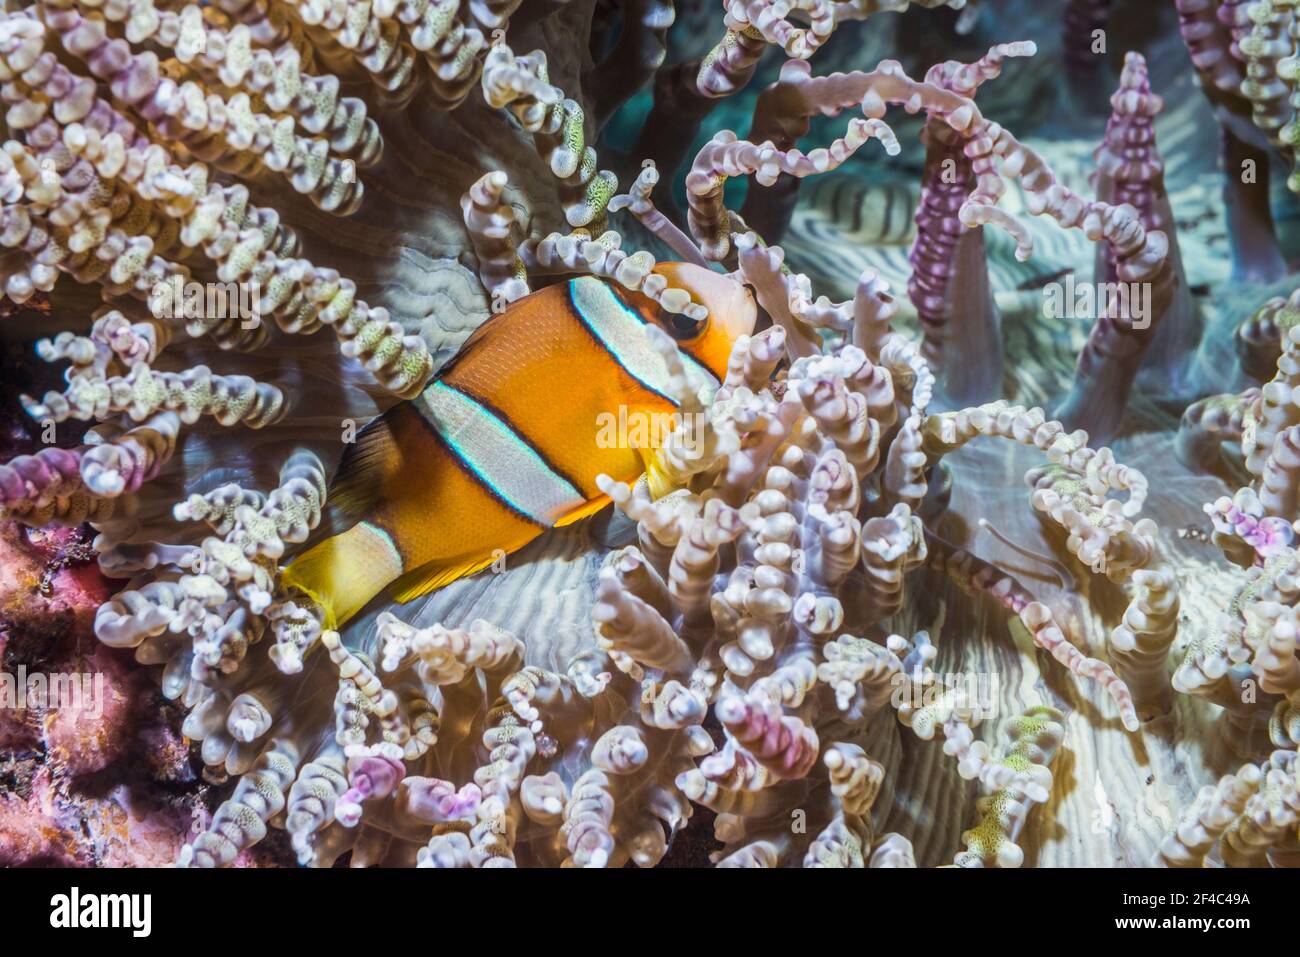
[326,413,402,520]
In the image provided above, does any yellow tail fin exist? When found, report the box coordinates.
[281,521,406,629]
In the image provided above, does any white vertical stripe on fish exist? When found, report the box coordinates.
[416,380,586,526]
[568,277,718,397]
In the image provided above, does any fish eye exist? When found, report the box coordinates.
[663,311,704,340]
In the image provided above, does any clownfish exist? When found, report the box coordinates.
[282,262,757,628]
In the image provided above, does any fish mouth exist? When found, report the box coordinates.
[726,285,759,341]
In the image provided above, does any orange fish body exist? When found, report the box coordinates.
[282,262,757,627]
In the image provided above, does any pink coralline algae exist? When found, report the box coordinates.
[0,518,233,866]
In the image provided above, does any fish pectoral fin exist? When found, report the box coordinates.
[634,445,680,501]
[552,495,613,528]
